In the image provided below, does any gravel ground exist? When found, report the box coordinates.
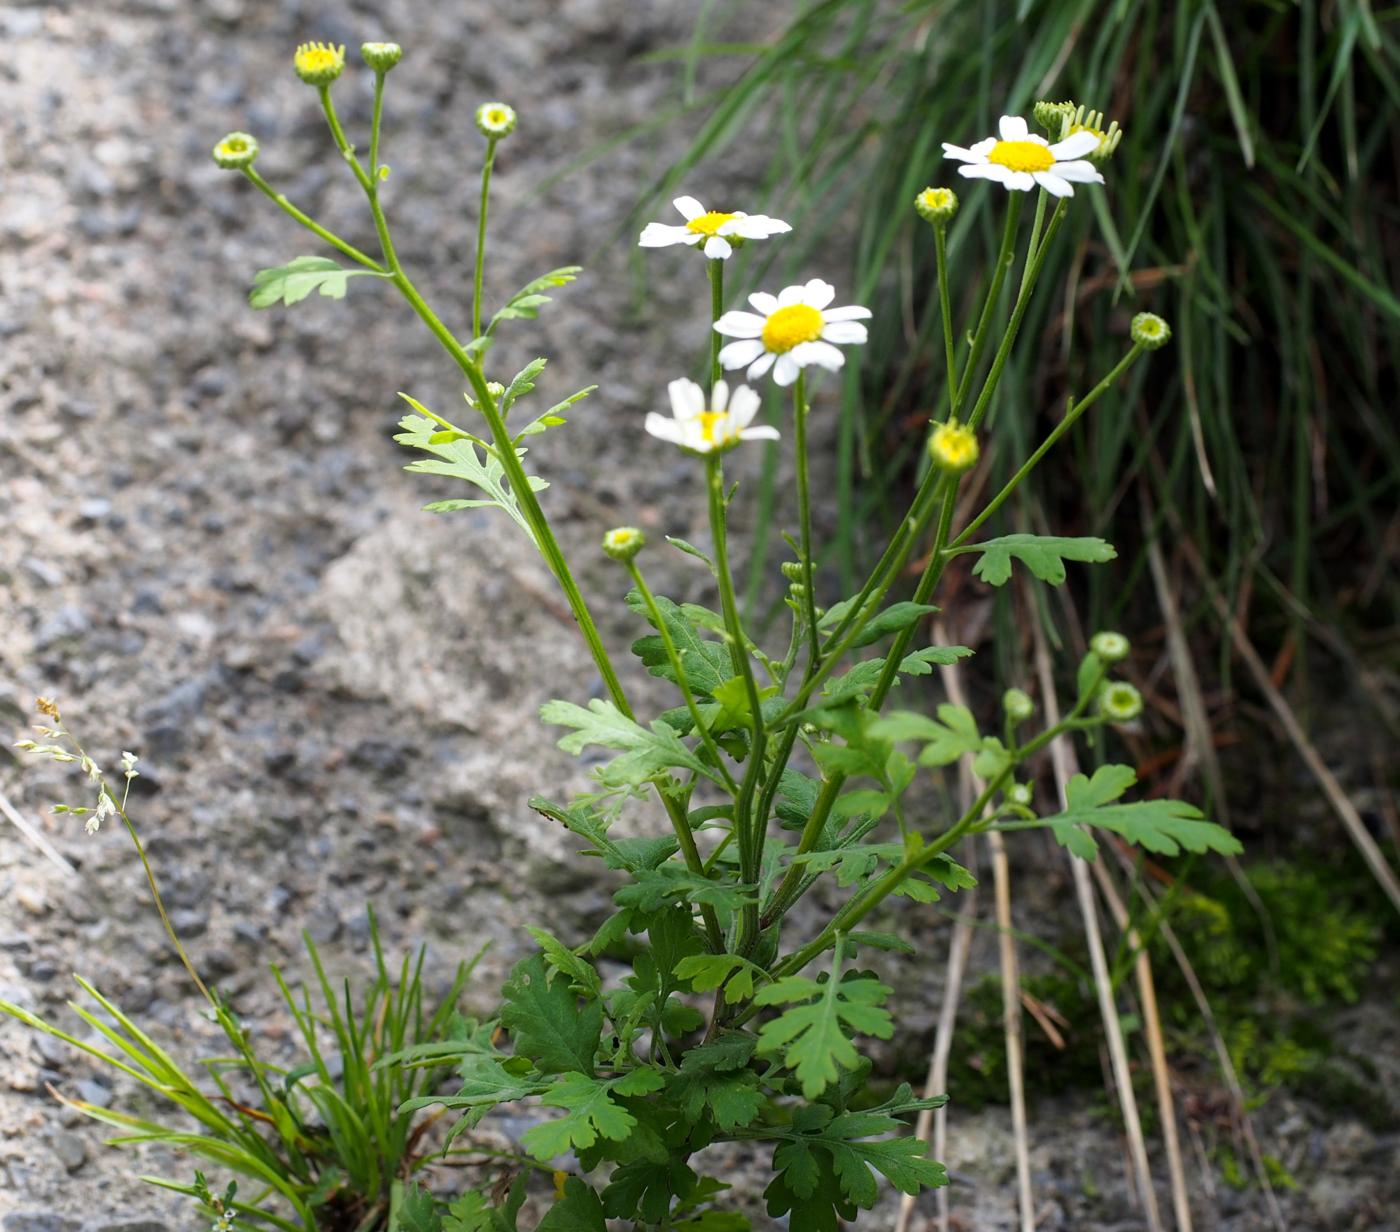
[1,2,1396,1230]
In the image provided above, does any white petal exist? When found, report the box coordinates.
[668,378,706,420]
[672,195,705,221]
[821,320,868,344]
[645,412,685,444]
[1006,171,1036,191]
[777,283,807,307]
[638,223,693,248]
[802,279,836,310]
[772,353,802,386]
[748,291,780,315]
[822,304,872,322]
[1033,171,1074,198]
[718,338,766,369]
[1050,159,1104,184]
[794,340,846,371]
[724,214,791,238]
[1050,130,1101,160]
[941,142,984,163]
[998,115,1029,141]
[704,235,734,259]
[714,310,767,338]
[727,384,761,428]
[747,351,776,381]
[971,137,997,156]
[710,378,730,412]
[959,163,1009,182]
[739,425,781,442]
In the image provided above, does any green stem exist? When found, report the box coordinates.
[935,223,957,393]
[317,86,374,193]
[707,455,766,940]
[792,372,822,665]
[241,169,385,271]
[949,342,1146,550]
[628,563,738,795]
[708,258,724,385]
[474,138,498,340]
[964,198,1067,432]
[1019,189,1048,297]
[369,72,387,177]
[952,191,1022,417]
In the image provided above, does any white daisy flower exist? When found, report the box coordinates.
[644,379,779,454]
[713,279,871,387]
[638,195,791,261]
[942,114,1104,198]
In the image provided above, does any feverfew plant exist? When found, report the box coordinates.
[204,40,1237,1232]
[11,42,1243,1232]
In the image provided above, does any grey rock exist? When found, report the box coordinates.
[34,605,90,649]
[49,1129,88,1172]
[3,1216,80,1232]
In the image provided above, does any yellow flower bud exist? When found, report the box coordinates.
[928,419,979,474]
[294,41,346,87]
[212,132,259,171]
[602,527,645,563]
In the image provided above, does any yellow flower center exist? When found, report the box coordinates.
[220,138,248,155]
[920,188,954,210]
[686,210,738,237]
[487,109,507,125]
[761,304,824,354]
[297,46,342,73]
[698,411,728,444]
[987,139,1055,173]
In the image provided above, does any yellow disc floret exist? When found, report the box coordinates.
[987,140,1056,174]
[686,210,739,238]
[697,411,729,445]
[294,41,346,87]
[928,419,980,473]
[761,304,824,354]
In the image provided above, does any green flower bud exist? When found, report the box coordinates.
[1006,782,1034,809]
[1131,312,1171,350]
[361,42,404,73]
[1003,688,1034,723]
[780,561,804,582]
[476,102,518,139]
[1099,681,1144,723]
[602,526,645,563]
[1033,99,1077,138]
[928,419,979,474]
[1089,631,1130,663]
[212,132,259,171]
[915,186,958,227]
[294,41,347,87]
